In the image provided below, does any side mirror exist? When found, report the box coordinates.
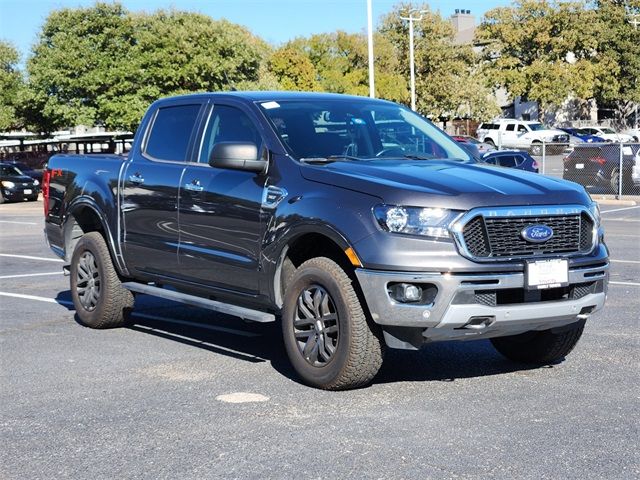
[209,142,267,173]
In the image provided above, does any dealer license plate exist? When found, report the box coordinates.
[525,259,569,290]
[23,189,32,195]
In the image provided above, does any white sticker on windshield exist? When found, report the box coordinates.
[261,101,280,109]
[350,118,366,125]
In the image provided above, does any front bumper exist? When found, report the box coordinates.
[355,258,608,347]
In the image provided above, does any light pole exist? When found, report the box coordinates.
[629,14,639,129]
[400,9,426,111]
[367,0,375,98]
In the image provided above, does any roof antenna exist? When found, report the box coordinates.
[223,71,238,91]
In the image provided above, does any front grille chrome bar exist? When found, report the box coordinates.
[449,205,598,262]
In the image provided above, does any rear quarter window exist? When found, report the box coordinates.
[145,104,201,161]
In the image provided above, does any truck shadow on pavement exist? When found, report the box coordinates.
[56,291,543,387]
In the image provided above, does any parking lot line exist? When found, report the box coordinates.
[610,259,640,264]
[0,291,73,305]
[0,253,63,262]
[609,281,640,287]
[0,271,62,279]
[600,206,640,214]
[0,220,38,225]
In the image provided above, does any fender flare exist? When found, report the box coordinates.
[64,196,129,276]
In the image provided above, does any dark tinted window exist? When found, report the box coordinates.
[145,104,201,161]
[505,124,515,131]
[517,125,528,133]
[199,105,263,163]
[497,155,518,167]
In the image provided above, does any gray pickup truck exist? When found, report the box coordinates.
[44,92,609,390]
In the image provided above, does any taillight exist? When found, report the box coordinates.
[532,160,539,170]
[43,169,51,215]
[593,156,607,166]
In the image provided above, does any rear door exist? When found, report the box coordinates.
[177,101,268,294]
[501,123,519,147]
[122,101,205,278]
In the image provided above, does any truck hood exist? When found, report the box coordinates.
[300,159,591,209]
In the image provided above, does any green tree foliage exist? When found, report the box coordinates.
[379,2,499,120]
[268,47,319,91]
[282,31,408,102]
[477,0,639,124]
[591,0,640,125]
[24,3,270,132]
[0,41,24,131]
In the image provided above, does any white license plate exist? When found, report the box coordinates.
[23,189,32,195]
[526,259,569,290]
[575,163,584,169]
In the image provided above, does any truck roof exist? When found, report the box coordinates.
[153,91,397,105]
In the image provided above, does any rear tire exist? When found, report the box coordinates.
[70,232,134,329]
[491,321,584,364]
[484,138,495,148]
[281,257,384,390]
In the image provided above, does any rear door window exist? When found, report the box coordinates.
[497,155,517,167]
[505,124,515,132]
[145,104,201,161]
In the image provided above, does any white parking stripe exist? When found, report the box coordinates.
[0,254,63,262]
[600,206,640,214]
[0,271,62,279]
[0,220,38,225]
[0,291,261,337]
[609,281,640,287]
[0,291,73,305]
[610,259,640,264]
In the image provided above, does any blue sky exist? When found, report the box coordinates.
[1,0,509,60]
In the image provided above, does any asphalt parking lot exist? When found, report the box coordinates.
[1,199,639,479]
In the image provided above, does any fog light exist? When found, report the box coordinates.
[389,283,422,303]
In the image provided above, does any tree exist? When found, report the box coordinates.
[268,47,319,91]
[282,31,408,102]
[0,41,25,131]
[23,3,271,132]
[591,0,640,127]
[379,2,498,121]
[476,0,619,122]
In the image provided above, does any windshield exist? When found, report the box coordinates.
[601,128,615,134]
[527,123,546,131]
[0,165,23,176]
[258,100,471,162]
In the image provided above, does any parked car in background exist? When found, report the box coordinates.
[623,128,640,142]
[452,135,496,156]
[481,150,539,173]
[2,159,43,183]
[0,163,40,203]
[558,127,604,144]
[563,143,640,193]
[632,148,640,188]
[476,119,569,155]
[578,126,634,143]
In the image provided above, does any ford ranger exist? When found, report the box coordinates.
[44,92,609,390]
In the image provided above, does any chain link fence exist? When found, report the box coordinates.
[489,141,640,198]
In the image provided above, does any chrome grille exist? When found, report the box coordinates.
[460,211,594,259]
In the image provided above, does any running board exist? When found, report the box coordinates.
[122,282,275,323]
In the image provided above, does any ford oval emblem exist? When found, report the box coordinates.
[521,225,554,243]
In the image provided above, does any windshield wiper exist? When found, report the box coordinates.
[299,155,360,164]
[401,154,435,160]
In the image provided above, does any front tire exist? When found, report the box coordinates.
[282,257,384,390]
[70,232,134,329]
[491,321,584,364]
[530,141,543,156]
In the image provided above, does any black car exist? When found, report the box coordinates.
[3,160,44,183]
[563,144,640,193]
[481,150,539,173]
[0,163,40,203]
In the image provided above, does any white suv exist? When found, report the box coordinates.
[476,120,569,155]
[580,126,635,143]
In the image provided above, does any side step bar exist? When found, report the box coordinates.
[122,282,275,323]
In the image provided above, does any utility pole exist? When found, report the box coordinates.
[629,14,639,129]
[400,9,426,111]
[367,0,375,98]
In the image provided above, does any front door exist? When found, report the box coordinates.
[178,103,267,294]
[122,102,204,277]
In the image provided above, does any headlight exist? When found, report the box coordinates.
[33,179,40,186]
[374,205,462,239]
[1,181,15,188]
[588,202,601,227]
